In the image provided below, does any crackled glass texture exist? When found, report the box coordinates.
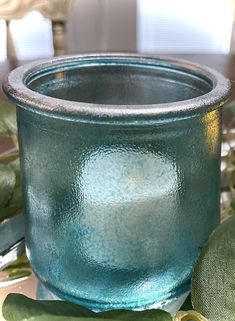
[16,60,221,310]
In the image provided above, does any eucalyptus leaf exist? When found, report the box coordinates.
[0,205,21,222]
[2,294,97,321]
[179,294,193,311]
[191,216,235,321]
[225,100,235,115]
[230,198,235,212]
[0,163,15,209]
[6,269,31,281]
[0,150,19,162]
[8,158,20,176]
[8,183,21,208]
[2,294,172,321]
[7,159,22,210]
[3,253,29,271]
[0,159,22,222]
[98,309,172,321]
[14,317,121,321]
[0,100,17,136]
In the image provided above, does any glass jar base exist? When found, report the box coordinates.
[36,281,190,315]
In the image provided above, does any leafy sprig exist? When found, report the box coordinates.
[0,100,17,138]
[0,100,24,281]
[0,100,20,223]
[0,159,21,222]
[2,293,208,321]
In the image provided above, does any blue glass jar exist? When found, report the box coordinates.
[3,54,231,311]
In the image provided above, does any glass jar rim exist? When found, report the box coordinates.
[3,53,231,125]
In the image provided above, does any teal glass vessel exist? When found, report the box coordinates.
[3,54,231,311]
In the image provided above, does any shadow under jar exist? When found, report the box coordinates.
[3,54,231,311]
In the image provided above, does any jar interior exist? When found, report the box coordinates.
[27,61,213,106]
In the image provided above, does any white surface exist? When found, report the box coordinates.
[10,11,53,60]
[0,11,53,61]
[137,0,234,53]
[1,0,234,60]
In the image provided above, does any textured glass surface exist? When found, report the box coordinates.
[27,64,212,105]
[6,56,225,311]
[17,103,221,310]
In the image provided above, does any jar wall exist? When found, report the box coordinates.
[17,106,221,310]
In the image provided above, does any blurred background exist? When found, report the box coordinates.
[0,0,235,61]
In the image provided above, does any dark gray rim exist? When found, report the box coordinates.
[3,53,231,125]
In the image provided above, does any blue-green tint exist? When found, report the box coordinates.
[5,55,229,311]
[18,109,220,310]
[27,63,212,105]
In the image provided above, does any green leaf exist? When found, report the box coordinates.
[0,205,21,222]
[230,198,235,212]
[0,150,19,162]
[0,100,17,136]
[7,159,22,210]
[21,317,119,321]
[2,294,96,321]
[0,159,22,222]
[226,100,235,115]
[2,294,172,321]
[6,269,31,281]
[191,216,235,321]
[3,253,31,281]
[0,163,15,209]
[8,158,20,176]
[179,294,193,311]
[98,309,172,321]
[3,253,29,271]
